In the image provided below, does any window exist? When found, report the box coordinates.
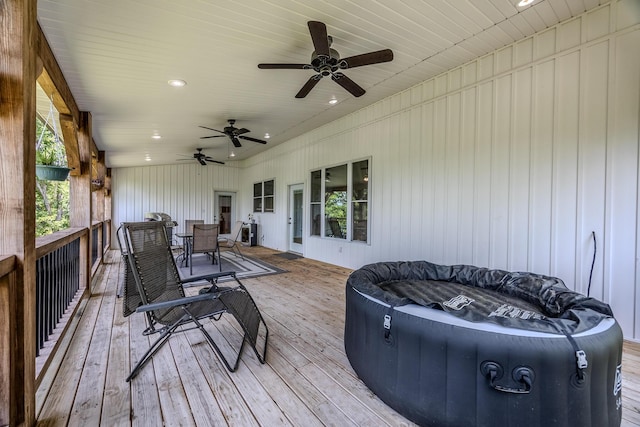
[310,170,322,236]
[253,179,275,213]
[310,158,369,242]
[253,183,262,212]
[263,179,274,212]
[325,164,347,239]
[352,160,368,242]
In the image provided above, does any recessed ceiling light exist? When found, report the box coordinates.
[329,98,338,104]
[517,0,535,7]
[229,151,236,158]
[151,134,161,139]
[168,79,186,87]
[264,133,270,139]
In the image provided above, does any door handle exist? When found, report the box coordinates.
[288,217,292,224]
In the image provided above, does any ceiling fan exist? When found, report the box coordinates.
[177,148,225,165]
[199,119,267,148]
[258,21,393,98]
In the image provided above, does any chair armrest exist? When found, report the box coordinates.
[135,291,228,313]
[181,270,237,285]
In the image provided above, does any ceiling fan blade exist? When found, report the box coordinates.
[339,49,394,69]
[340,49,394,69]
[308,21,330,57]
[234,128,250,135]
[295,75,321,98]
[231,136,242,148]
[198,126,224,133]
[331,73,365,97]
[200,135,226,139]
[258,63,309,69]
[205,158,225,165]
[239,135,267,144]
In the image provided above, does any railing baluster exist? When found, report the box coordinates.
[45,253,52,339]
[35,258,42,356]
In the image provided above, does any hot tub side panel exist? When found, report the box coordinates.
[344,285,623,427]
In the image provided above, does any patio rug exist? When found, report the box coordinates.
[177,250,286,285]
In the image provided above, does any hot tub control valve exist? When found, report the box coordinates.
[481,361,534,394]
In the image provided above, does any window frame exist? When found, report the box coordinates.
[253,179,275,213]
[309,157,370,243]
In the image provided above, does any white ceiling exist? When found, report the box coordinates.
[37,0,605,169]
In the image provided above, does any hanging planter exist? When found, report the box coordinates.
[36,164,71,181]
[36,95,70,181]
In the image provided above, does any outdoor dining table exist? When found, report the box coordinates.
[175,232,193,267]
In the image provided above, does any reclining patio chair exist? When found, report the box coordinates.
[219,220,245,260]
[116,224,134,299]
[120,221,268,382]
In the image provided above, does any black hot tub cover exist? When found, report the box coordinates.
[347,261,614,334]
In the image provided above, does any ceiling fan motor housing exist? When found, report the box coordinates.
[311,47,340,76]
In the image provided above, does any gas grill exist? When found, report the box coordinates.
[143,212,177,244]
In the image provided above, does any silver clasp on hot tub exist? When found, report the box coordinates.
[576,350,588,369]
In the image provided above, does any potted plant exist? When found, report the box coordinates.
[36,146,71,181]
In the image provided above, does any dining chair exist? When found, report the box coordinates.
[185,219,204,234]
[219,220,245,261]
[190,223,221,274]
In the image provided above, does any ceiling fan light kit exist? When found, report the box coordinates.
[258,20,393,98]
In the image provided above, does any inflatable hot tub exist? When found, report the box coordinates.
[344,261,623,427]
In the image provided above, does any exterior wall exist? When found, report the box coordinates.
[241,1,640,339]
[112,1,640,339]
[112,163,240,235]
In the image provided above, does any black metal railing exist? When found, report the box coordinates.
[103,220,110,252]
[35,237,80,356]
[91,223,100,267]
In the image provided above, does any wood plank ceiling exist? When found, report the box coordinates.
[37,0,606,168]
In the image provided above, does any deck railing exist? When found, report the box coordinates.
[35,228,87,367]
[35,236,81,355]
[34,220,110,380]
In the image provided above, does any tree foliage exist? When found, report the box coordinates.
[36,117,70,237]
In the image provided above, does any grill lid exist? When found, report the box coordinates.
[144,212,176,226]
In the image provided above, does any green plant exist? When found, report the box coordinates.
[35,115,70,235]
[36,146,58,165]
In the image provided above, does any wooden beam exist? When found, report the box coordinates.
[0,0,38,425]
[105,168,112,191]
[36,24,79,124]
[59,114,82,175]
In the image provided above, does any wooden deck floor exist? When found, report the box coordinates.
[35,246,640,426]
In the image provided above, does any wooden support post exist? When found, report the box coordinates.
[0,0,38,425]
[93,151,106,222]
[70,112,93,294]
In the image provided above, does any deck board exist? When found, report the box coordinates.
[36,247,640,426]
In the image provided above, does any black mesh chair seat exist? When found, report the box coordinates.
[119,221,268,381]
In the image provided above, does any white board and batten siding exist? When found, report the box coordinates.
[112,163,240,234]
[113,1,640,340]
